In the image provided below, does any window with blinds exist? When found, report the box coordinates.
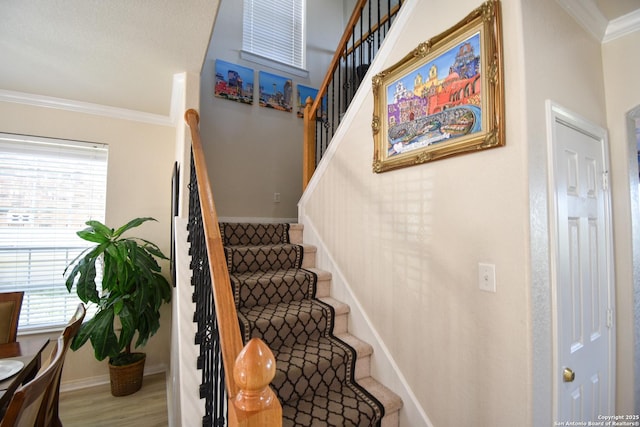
[0,133,108,331]
[242,0,306,69]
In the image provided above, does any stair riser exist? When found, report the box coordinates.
[288,224,303,244]
[355,354,371,381]
[220,222,291,246]
[315,273,330,298]
[244,312,328,349]
[273,352,351,402]
[227,244,304,274]
[301,247,315,268]
[233,271,316,309]
[333,311,347,335]
[382,412,399,427]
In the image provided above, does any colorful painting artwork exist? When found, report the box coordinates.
[385,32,482,158]
[372,0,504,173]
[259,71,293,112]
[214,59,254,105]
[295,85,319,118]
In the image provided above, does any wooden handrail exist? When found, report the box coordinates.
[184,109,282,426]
[344,3,400,57]
[302,0,369,190]
[302,97,316,189]
[306,0,369,118]
[302,0,402,190]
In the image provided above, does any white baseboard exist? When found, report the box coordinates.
[299,215,433,427]
[60,363,167,393]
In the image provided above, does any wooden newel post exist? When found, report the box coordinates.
[302,96,316,191]
[228,338,282,427]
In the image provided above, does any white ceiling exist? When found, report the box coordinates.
[0,0,636,121]
[0,0,219,117]
[594,0,640,20]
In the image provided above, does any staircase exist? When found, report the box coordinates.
[220,222,402,426]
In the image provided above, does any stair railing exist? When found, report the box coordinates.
[185,109,282,427]
[303,0,403,189]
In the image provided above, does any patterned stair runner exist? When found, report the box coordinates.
[220,222,384,426]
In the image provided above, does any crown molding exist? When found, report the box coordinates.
[603,8,640,43]
[556,0,640,43]
[0,89,174,127]
[555,0,608,42]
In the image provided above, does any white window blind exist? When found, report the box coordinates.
[0,133,108,331]
[242,0,305,69]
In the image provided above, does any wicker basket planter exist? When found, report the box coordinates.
[109,353,146,397]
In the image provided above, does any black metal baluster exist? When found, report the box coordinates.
[338,51,343,126]
[190,150,227,427]
[323,90,329,160]
[345,49,349,115]
[311,0,404,171]
[327,72,340,135]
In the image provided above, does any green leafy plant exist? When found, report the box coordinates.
[64,217,171,364]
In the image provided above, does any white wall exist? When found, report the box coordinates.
[170,72,205,426]
[0,100,175,388]
[602,30,640,415]
[300,0,531,425]
[298,0,640,424]
[522,0,639,425]
[199,0,347,221]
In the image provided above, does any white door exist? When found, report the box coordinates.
[547,102,615,422]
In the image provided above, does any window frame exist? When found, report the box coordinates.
[0,132,108,333]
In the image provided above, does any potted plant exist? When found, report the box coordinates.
[64,217,172,396]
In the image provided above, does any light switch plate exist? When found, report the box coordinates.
[478,263,496,293]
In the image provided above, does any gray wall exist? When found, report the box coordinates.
[200,0,348,221]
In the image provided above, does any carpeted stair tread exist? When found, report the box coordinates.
[318,296,350,335]
[223,222,387,426]
[335,333,373,380]
[225,243,304,274]
[281,384,384,427]
[358,377,404,425]
[220,222,290,245]
[271,336,354,402]
[238,299,330,348]
[231,268,317,309]
[288,223,303,244]
[304,267,332,298]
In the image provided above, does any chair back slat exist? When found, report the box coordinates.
[0,339,64,426]
[36,303,86,427]
[0,292,24,344]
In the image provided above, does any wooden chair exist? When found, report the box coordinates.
[0,337,64,427]
[36,303,86,427]
[0,291,24,344]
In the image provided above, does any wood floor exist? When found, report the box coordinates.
[59,373,169,426]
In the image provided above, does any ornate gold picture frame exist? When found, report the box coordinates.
[372,0,504,173]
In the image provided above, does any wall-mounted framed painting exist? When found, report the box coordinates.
[371,0,504,173]
[259,71,293,112]
[296,85,318,118]
[214,59,254,105]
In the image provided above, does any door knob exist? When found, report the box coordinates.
[563,367,575,382]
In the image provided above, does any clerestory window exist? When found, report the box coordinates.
[242,0,306,74]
